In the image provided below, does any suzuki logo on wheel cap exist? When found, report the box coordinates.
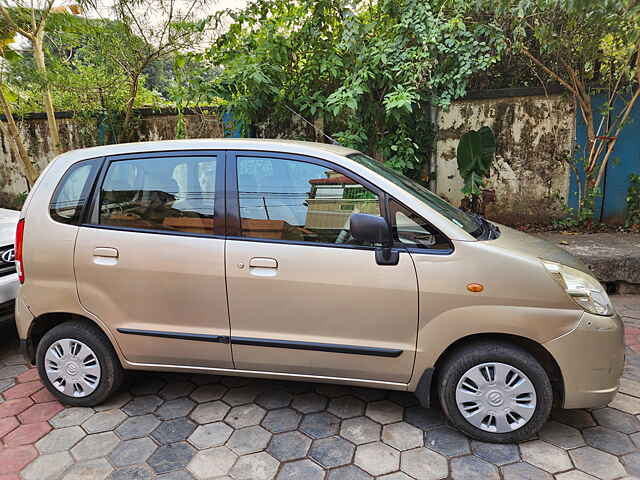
[1,248,14,264]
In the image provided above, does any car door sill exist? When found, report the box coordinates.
[121,359,410,390]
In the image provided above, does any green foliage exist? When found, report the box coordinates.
[626,174,640,229]
[456,126,496,197]
[204,0,505,178]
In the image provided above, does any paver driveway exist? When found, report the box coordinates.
[2,296,640,479]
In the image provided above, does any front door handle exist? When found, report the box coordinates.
[249,257,278,269]
[94,247,119,258]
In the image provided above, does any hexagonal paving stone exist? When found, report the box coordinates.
[551,409,596,428]
[110,437,158,467]
[156,470,196,480]
[622,451,640,477]
[0,364,28,380]
[71,431,120,461]
[188,445,237,479]
[619,377,640,397]
[554,471,598,480]
[130,375,165,396]
[501,463,553,480]
[255,389,292,410]
[122,395,163,416]
[190,400,230,424]
[188,421,233,449]
[267,431,312,461]
[328,396,365,419]
[190,384,227,403]
[327,465,373,480]
[569,446,626,480]
[423,426,470,457]
[82,409,127,433]
[340,416,382,445]
[0,415,18,437]
[404,406,444,431]
[3,422,52,446]
[351,388,387,403]
[110,464,155,480]
[471,440,520,465]
[291,392,328,413]
[309,436,355,468]
[593,407,640,434]
[221,376,251,388]
[160,381,196,400]
[538,421,586,449]
[49,406,94,428]
[382,422,423,451]
[610,392,640,414]
[21,451,73,480]
[262,407,301,433]
[354,442,400,476]
[0,445,37,475]
[17,401,64,424]
[276,459,324,480]
[93,391,132,412]
[3,380,43,399]
[36,426,86,454]
[148,442,197,474]
[299,411,340,439]
[223,384,262,406]
[450,455,499,480]
[0,397,33,418]
[366,400,403,425]
[229,451,279,480]
[157,397,196,420]
[62,458,114,480]
[228,425,272,455]
[226,404,266,428]
[583,425,635,455]
[115,414,161,440]
[151,417,197,444]
[520,440,572,473]
[401,448,448,480]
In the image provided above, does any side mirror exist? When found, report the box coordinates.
[350,214,399,266]
[350,213,391,245]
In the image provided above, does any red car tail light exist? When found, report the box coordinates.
[15,218,24,284]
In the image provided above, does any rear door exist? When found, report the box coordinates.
[224,151,419,383]
[74,151,233,369]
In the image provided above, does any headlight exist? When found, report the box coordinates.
[542,260,613,316]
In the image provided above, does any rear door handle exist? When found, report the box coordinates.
[249,257,278,269]
[94,247,119,258]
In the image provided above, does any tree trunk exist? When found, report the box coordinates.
[119,75,140,143]
[33,31,61,155]
[0,86,38,186]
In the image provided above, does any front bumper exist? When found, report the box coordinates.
[544,311,625,409]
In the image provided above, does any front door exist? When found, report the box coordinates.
[75,151,233,369]
[225,152,418,383]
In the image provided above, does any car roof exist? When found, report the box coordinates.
[57,139,359,163]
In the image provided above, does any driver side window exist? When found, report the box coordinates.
[236,156,381,246]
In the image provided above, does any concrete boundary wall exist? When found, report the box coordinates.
[435,92,576,225]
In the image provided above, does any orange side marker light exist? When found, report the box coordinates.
[467,283,484,293]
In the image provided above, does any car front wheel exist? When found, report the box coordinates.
[437,341,553,443]
[36,321,124,406]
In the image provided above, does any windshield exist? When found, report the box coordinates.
[348,153,481,237]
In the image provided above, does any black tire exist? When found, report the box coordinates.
[437,341,553,443]
[36,321,124,407]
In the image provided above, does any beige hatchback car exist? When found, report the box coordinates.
[15,139,623,443]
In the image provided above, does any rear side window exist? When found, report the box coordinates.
[98,156,218,235]
[50,158,101,225]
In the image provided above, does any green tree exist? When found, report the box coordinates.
[205,0,505,180]
[491,0,640,224]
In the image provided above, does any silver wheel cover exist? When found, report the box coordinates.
[455,362,537,433]
[44,338,102,398]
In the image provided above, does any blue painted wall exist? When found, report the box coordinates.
[570,93,640,223]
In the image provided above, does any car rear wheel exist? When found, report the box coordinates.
[437,341,553,443]
[36,321,124,406]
